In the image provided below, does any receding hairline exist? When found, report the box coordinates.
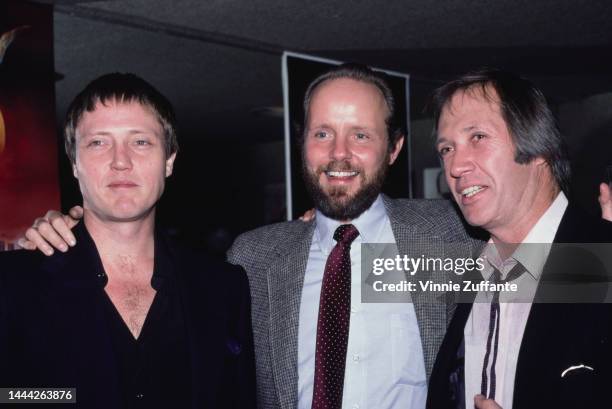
[306,77,391,120]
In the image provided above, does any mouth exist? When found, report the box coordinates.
[323,170,360,185]
[325,170,360,178]
[460,185,486,198]
[108,182,138,188]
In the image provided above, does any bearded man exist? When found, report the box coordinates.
[226,64,479,409]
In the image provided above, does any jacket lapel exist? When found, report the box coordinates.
[513,203,597,405]
[157,235,211,409]
[383,197,451,379]
[267,221,315,409]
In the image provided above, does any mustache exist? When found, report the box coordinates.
[316,160,363,174]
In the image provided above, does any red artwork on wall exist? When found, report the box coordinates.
[0,1,59,250]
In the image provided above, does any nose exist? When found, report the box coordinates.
[330,134,351,161]
[110,143,133,171]
[448,146,474,180]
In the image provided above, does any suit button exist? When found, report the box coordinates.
[136,393,144,399]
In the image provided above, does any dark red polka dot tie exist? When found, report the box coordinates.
[312,224,360,409]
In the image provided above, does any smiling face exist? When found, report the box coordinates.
[436,86,554,242]
[73,100,176,223]
[302,78,403,221]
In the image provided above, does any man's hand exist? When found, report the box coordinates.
[474,394,503,409]
[17,206,83,255]
[599,183,612,222]
[299,208,316,222]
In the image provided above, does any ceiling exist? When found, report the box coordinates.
[9,0,611,232]
[34,0,612,143]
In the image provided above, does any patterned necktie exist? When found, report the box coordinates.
[312,224,360,409]
[481,261,525,400]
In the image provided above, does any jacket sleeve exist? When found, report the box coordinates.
[222,263,256,409]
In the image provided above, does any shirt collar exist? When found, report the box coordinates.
[480,192,568,281]
[74,221,172,290]
[151,228,174,291]
[314,194,387,255]
[520,191,568,244]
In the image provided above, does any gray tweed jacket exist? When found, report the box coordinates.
[227,195,482,409]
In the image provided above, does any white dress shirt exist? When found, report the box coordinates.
[464,192,568,409]
[298,195,427,409]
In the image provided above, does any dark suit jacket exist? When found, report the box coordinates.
[0,223,256,409]
[428,204,612,409]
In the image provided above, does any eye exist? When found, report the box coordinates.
[87,139,104,147]
[313,130,329,139]
[438,146,453,157]
[134,139,152,146]
[472,133,486,141]
[355,132,369,140]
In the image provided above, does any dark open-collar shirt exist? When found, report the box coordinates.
[80,222,192,409]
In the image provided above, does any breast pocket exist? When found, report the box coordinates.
[390,313,427,386]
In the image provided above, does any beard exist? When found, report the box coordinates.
[302,154,390,221]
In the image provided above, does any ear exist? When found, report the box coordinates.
[388,135,405,165]
[165,152,177,177]
[72,162,78,179]
[534,156,547,167]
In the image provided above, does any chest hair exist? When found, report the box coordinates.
[103,254,156,339]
